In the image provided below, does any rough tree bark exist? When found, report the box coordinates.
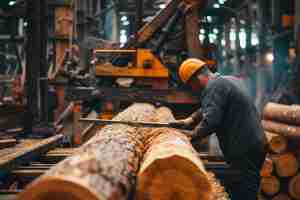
[262,120,300,139]
[17,103,156,200]
[263,103,300,125]
[137,107,227,200]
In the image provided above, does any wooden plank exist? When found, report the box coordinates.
[0,135,64,174]
[0,139,17,150]
[185,4,204,58]
[136,0,179,44]
[11,169,45,179]
[0,194,17,200]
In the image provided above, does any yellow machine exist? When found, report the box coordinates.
[94,49,169,78]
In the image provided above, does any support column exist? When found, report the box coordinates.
[25,0,41,133]
[40,0,49,124]
[135,0,143,34]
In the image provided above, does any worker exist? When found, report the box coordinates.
[171,58,267,200]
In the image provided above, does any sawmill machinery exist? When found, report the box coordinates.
[67,0,217,114]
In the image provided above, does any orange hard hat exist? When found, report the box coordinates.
[178,58,207,83]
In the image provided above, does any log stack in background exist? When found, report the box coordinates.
[17,104,228,200]
[260,103,300,200]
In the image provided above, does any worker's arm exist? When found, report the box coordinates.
[169,109,202,130]
[190,80,230,140]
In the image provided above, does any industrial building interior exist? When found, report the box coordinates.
[0,0,299,200]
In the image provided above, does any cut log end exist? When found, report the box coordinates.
[261,176,280,196]
[289,174,300,199]
[274,153,299,177]
[17,177,101,200]
[137,107,213,200]
[272,194,291,200]
[137,155,211,200]
[269,135,288,154]
[260,158,274,177]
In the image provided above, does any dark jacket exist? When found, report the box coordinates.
[193,76,267,160]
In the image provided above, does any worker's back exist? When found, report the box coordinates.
[203,76,266,160]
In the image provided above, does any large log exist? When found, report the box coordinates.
[289,174,300,199]
[260,158,274,177]
[265,132,288,154]
[137,107,214,200]
[272,194,291,200]
[262,120,300,139]
[263,103,300,125]
[261,176,280,196]
[273,153,299,177]
[17,103,156,200]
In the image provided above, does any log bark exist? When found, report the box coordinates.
[137,107,220,200]
[17,103,156,200]
[289,174,300,199]
[263,103,300,126]
[261,176,280,196]
[272,194,291,200]
[266,132,288,154]
[273,153,299,177]
[262,120,300,139]
[260,157,274,177]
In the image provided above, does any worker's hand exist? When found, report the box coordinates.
[169,117,195,130]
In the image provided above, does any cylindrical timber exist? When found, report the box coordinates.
[289,174,300,199]
[137,107,213,200]
[262,120,300,139]
[273,153,299,177]
[266,132,288,154]
[263,103,300,126]
[17,103,156,200]
[261,176,280,196]
[260,157,274,177]
[272,194,291,200]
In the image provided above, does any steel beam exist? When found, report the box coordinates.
[66,87,199,104]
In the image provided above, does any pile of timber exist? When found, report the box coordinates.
[17,103,228,200]
[260,103,300,200]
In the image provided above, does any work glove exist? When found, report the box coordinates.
[169,117,195,130]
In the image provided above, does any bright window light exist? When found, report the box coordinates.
[213,28,219,34]
[121,16,128,22]
[265,52,274,64]
[9,1,16,6]
[251,32,259,46]
[213,3,220,8]
[199,34,205,42]
[159,4,166,9]
[207,16,213,23]
[229,29,236,41]
[239,29,247,49]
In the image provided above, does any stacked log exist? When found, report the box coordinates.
[18,104,227,200]
[260,103,300,200]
